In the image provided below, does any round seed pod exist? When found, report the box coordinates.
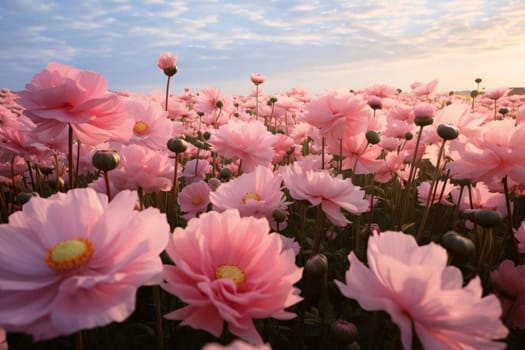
[167,138,187,153]
[330,320,359,346]
[218,168,232,180]
[437,123,460,140]
[304,254,328,277]
[92,150,120,172]
[441,231,475,264]
[15,191,39,205]
[465,209,502,228]
[365,130,381,145]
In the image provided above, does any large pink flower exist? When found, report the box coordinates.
[302,92,369,139]
[17,62,133,145]
[490,260,525,329]
[210,165,287,228]
[281,162,369,226]
[161,209,302,345]
[209,119,278,173]
[335,231,508,349]
[0,188,169,340]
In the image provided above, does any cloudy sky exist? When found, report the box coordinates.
[1,0,524,95]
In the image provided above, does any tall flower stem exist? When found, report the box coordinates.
[75,331,83,350]
[502,176,520,261]
[416,139,447,243]
[103,170,112,201]
[68,124,75,189]
[25,160,35,192]
[164,76,171,111]
[153,285,164,350]
[311,206,325,256]
[171,152,181,228]
[255,85,259,120]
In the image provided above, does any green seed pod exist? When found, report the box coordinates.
[465,209,502,228]
[15,191,39,205]
[304,254,328,276]
[330,320,359,346]
[92,150,120,172]
[365,130,381,145]
[437,123,460,140]
[441,231,475,263]
[219,168,232,180]
[167,138,187,153]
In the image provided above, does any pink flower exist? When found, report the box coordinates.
[449,182,507,217]
[161,209,302,345]
[484,87,510,101]
[0,327,7,350]
[303,92,369,139]
[89,144,175,194]
[157,52,177,70]
[177,180,211,220]
[335,231,508,349]
[123,95,178,151]
[0,188,169,340]
[181,159,212,183]
[210,165,288,228]
[209,119,278,173]
[250,73,266,85]
[490,260,525,329]
[203,340,272,350]
[17,62,133,145]
[413,102,436,119]
[411,79,439,97]
[281,162,369,226]
[417,180,456,206]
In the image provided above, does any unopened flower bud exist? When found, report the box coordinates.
[208,178,222,191]
[15,191,39,205]
[405,132,413,140]
[219,168,232,180]
[167,138,187,153]
[365,130,381,145]
[215,100,224,109]
[272,209,287,223]
[304,254,328,276]
[437,124,459,140]
[499,107,509,116]
[464,209,502,228]
[470,90,479,98]
[475,78,482,84]
[441,231,475,264]
[330,320,358,346]
[163,66,178,77]
[92,150,120,171]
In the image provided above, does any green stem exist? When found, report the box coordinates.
[311,206,325,256]
[68,124,74,189]
[153,285,164,350]
[502,176,519,261]
[103,170,112,201]
[165,76,171,111]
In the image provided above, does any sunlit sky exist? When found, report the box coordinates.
[1,0,524,95]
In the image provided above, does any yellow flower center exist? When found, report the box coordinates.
[215,264,245,288]
[192,196,202,205]
[241,192,261,204]
[45,238,94,272]
[133,120,149,135]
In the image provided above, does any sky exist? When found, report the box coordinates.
[1,0,524,96]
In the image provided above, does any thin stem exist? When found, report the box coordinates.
[75,331,83,350]
[153,285,164,350]
[255,85,259,119]
[68,124,74,189]
[502,176,520,261]
[25,160,35,192]
[321,136,325,170]
[75,140,81,186]
[416,139,447,243]
[103,170,112,201]
[311,206,325,256]
[164,76,171,111]
[171,153,180,228]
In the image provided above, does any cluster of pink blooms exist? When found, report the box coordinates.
[1,54,525,349]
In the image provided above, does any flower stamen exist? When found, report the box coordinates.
[45,237,94,272]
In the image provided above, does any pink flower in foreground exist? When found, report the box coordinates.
[281,162,369,226]
[157,52,177,70]
[335,231,507,350]
[0,188,169,340]
[162,209,302,345]
[17,62,133,145]
[210,165,288,228]
[204,340,272,350]
[490,260,525,329]
[209,119,278,173]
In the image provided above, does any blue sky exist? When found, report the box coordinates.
[1,0,524,95]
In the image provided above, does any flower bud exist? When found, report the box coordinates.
[219,168,232,180]
[330,320,358,346]
[304,254,328,276]
[167,138,187,153]
[437,123,459,140]
[163,66,178,77]
[15,191,39,205]
[441,231,475,264]
[499,107,509,116]
[365,130,380,145]
[464,209,502,228]
[208,178,222,191]
[92,150,120,172]
[470,90,479,98]
[405,132,413,140]
[272,209,287,223]
[413,103,435,126]
[250,73,265,85]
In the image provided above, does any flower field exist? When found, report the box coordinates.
[1,54,525,350]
